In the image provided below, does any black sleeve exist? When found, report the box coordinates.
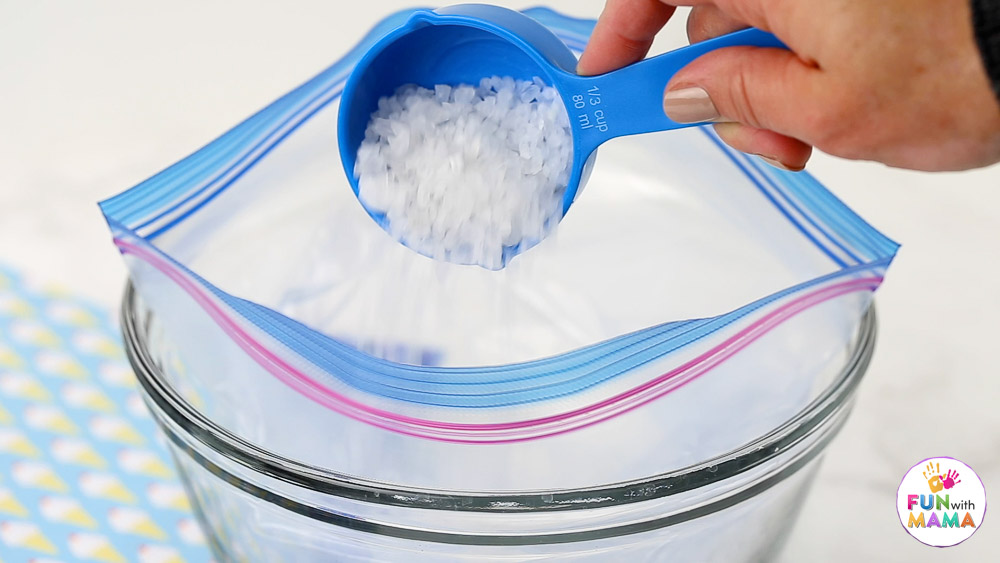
[972,0,1000,103]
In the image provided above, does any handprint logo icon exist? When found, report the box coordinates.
[898,457,986,547]
[940,469,961,490]
[921,462,964,494]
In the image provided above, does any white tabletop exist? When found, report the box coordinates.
[1,1,996,560]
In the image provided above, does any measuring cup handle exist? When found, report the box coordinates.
[562,28,786,155]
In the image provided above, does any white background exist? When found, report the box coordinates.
[0,1,996,561]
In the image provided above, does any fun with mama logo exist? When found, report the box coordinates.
[896,457,987,547]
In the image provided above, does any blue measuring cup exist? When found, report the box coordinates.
[338,4,785,263]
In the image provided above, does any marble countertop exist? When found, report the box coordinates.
[1,1,996,560]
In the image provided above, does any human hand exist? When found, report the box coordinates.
[577,0,1000,171]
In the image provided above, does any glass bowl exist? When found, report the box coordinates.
[121,283,876,562]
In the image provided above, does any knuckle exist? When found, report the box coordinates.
[727,65,764,128]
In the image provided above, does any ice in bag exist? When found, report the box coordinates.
[100,7,898,491]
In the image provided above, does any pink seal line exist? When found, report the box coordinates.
[116,237,881,444]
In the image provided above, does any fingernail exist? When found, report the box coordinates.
[757,155,803,172]
[663,86,719,124]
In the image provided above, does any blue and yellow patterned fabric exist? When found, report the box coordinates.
[0,266,211,562]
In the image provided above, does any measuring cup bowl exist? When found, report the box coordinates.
[337,4,582,229]
[337,4,784,261]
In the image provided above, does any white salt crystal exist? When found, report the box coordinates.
[354,76,573,269]
[434,84,451,102]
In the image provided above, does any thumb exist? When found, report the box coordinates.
[662,46,826,142]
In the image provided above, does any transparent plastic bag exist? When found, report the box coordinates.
[101,7,897,491]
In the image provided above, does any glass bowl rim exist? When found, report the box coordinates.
[121,282,875,514]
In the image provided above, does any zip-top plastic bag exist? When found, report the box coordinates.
[101,7,897,491]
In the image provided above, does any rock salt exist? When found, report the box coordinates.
[354,76,572,270]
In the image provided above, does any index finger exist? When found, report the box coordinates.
[577,0,677,76]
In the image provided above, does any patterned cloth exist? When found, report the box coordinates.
[0,266,211,562]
